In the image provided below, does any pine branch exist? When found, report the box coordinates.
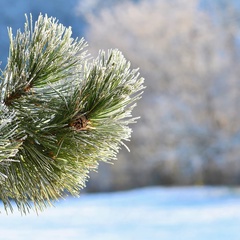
[0,14,144,214]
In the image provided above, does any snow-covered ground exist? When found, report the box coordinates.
[1,187,240,240]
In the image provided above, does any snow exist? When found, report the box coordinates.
[1,187,240,240]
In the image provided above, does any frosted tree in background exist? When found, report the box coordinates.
[0,14,144,213]
[83,0,240,188]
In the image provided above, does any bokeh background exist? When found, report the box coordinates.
[1,0,240,239]
[83,0,240,191]
[1,0,240,192]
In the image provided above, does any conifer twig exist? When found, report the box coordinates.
[0,14,144,214]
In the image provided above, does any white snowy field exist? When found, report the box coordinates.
[0,187,240,240]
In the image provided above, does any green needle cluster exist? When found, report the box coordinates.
[0,14,144,214]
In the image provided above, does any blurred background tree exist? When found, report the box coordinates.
[78,0,240,190]
[1,0,240,193]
